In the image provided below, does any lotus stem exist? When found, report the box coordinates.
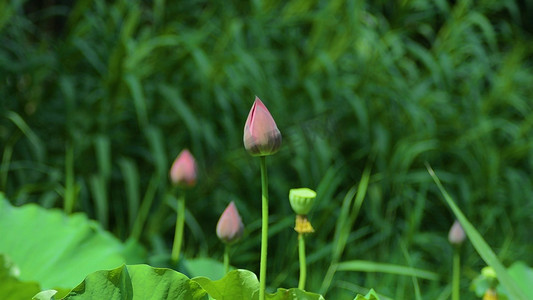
[171,194,186,263]
[298,233,307,290]
[224,244,230,274]
[452,247,460,300]
[259,156,269,300]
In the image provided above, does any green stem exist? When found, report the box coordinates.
[224,244,230,274]
[64,143,75,214]
[130,174,159,240]
[171,194,186,263]
[452,247,461,300]
[298,233,307,290]
[259,156,269,300]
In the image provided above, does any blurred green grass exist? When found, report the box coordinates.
[1,0,533,298]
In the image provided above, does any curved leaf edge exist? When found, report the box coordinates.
[32,265,331,300]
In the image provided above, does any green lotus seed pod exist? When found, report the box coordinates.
[289,188,317,215]
[481,266,496,280]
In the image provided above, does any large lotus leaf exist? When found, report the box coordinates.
[193,269,259,299]
[0,254,41,300]
[507,261,533,299]
[185,257,227,280]
[193,269,326,300]
[63,264,207,299]
[0,195,145,290]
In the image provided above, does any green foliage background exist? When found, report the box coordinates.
[1,0,533,298]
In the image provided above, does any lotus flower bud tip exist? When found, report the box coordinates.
[448,220,466,246]
[243,97,282,156]
[217,201,244,244]
[169,149,197,187]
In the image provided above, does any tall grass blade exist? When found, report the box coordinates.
[64,143,77,214]
[89,175,108,228]
[144,126,167,181]
[118,157,140,229]
[0,134,17,191]
[5,111,45,162]
[94,135,111,179]
[399,240,422,300]
[320,164,371,295]
[426,163,528,300]
[335,260,439,281]
[125,74,149,128]
[131,174,160,240]
[336,165,371,260]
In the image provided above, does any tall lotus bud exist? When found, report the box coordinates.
[243,97,282,156]
[217,201,244,244]
[169,149,197,187]
[448,220,466,246]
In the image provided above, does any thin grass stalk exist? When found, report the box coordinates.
[320,164,371,295]
[130,174,159,240]
[64,143,75,214]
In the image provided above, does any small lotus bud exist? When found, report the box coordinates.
[448,220,466,246]
[289,188,316,215]
[216,201,244,244]
[169,149,197,187]
[243,97,282,156]
[481,266,497,280]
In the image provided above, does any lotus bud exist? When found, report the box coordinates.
[217,201,244,244]
[448,220,466,246]
[289,188,317,215]
[243,97,282,156]
[481,266,497,280]
[169,149,197,187]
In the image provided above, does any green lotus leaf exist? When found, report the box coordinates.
[193,269,259,300]
[353,289,380,300]
[0,194,145,291]
[184,257,228,280]
[0,254,41,300]
[63,264,207,299]
[507,262,533,299]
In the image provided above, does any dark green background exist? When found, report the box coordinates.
[1,0,533,298]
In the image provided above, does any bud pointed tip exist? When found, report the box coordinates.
[169,149,197,187]
[217,201,244,244]
[243,96,282,156]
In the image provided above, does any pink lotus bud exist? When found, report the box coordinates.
[243,97,282,156]
[169,149,197,187]
[216,201,244,244]
[448,220,466,246]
